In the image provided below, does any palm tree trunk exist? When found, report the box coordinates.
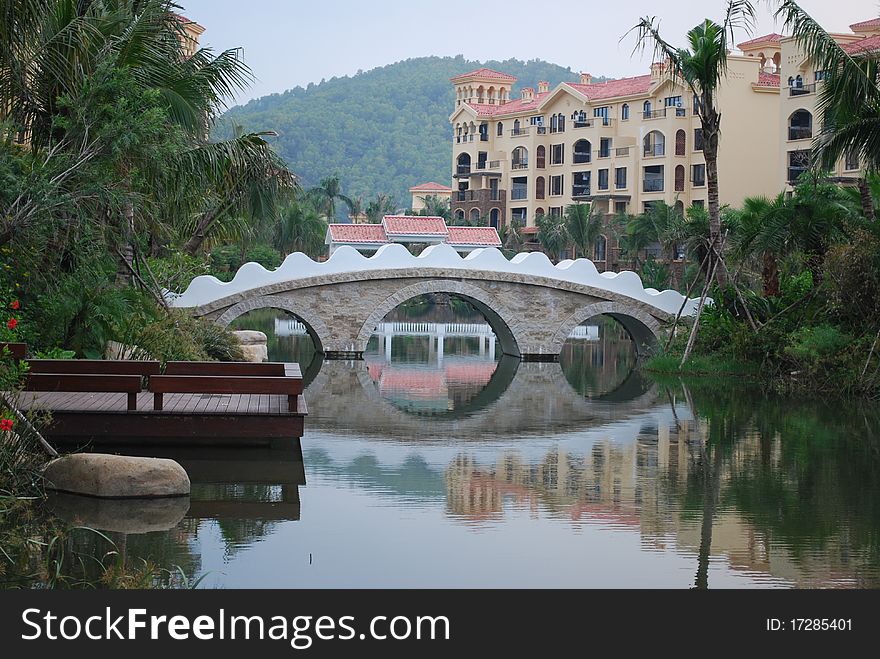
[762,251,780,297]
[182,210,217,255]
[703,124,727,289]
[858,177,876,222]
[115,201,135,287]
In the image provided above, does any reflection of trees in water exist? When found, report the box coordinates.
[559,316,638,398]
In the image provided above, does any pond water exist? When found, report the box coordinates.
[16,300,880,588]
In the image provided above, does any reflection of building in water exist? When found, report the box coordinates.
[366,357,498,413]
[444,420,875,587]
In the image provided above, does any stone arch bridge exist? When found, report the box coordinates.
[168,244,701,359]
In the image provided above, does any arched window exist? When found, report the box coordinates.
[454,209,465,222]
[787,76,794,87]
[470,208,481,223]
[643,100,652,118]
[675,129,686,156]
[557,113,565,132]
[490,208,500,228]
[621,103,629,121]
[536,176,546,200]
[573,140,591,164]
[513,119,521,135]
[535,207,545,218]
[675,165,685,192]
[457,152,471,175]
[643,131,665,157]
[512,146,529,169]
[788,109,813,140]
[476,85,484,104]
[497,121,503,136]
[536,145,546,169]
[550,114,558,132]
[594,235,607,262]
[795,74,803,88]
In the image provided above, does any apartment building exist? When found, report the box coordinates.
[778,18,879,187]
[447,19,876,267]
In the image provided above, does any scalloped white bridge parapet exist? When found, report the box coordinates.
[166,243,704,317]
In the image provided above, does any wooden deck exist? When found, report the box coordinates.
[16,390,307,448]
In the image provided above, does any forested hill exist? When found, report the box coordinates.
[217,56,600,210]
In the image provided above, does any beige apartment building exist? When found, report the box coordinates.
[448,19,875,267]
[777,18,879,188]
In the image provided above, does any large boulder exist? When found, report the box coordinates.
[47,492,190,533]
[231,330,268,362]
[43,453,190,499]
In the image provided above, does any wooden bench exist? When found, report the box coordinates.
[150,363,303,412]
[28,359,161,377]
[24,373,144,411]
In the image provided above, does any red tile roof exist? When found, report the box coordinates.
[737,33,783,49]
[465,92,550,117]
[568,74,654,101]
[755,72,781,87]
[383,216,448,235]
[409,182,452,192]
[171,13,205,30]
[327,224,388,244]
[850,18,880,32]
[451,68,517,83]
[446,226,502,247]
[842,34,880,54]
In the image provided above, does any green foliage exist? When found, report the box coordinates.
[32,348,76,359]
[824,230,880,330]
[217,56,583,206]
[639,257,671,290]
[209,243,282,281]
[784,324,850,365]
[147,254,212,292]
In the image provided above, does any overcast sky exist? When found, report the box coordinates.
[178,0,875,105]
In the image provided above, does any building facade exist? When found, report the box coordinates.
[409,182,453,213]
[448,19,876,267]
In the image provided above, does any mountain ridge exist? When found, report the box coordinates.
[217,56,608,212]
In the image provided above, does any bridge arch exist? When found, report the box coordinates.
[355,280,524,358]
[550,301,661,356]
[215,295,331,354]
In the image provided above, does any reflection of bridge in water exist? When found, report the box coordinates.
[304,358,658,439]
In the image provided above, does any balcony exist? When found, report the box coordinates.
[572,186,591,199]
[480,133,489,142]
[455,165,471,176]
[573,117,614,129]
[788,126,812,141]
[473,160,502,172]
[456,134,475,144]
[643,109,667,120]
[453,189,506,204]
[510,127,530,137]
[573,152,591,164]
[789,83,816,97]
[643,178,664,193]
[615,147,631,157]
[787,167,808,185]
[511,161,529,170]
[510,188,529,201]
[644,144,666,158]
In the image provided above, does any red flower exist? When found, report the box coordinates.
[10,300,19,310]
[6,318,16,330]
[0,419,13,432]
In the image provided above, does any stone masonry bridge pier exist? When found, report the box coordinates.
[167,244,701,360]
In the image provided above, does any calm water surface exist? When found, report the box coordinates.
[45,304,880,588]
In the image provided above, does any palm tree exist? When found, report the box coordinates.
[564,202,604,260]
[365,193,396,224]
[497,222,522,254]
[774,1,880,222]
[734,194,791,297]
[418,195,451,221]
[536,213,570,262]
[308,175,354,221]
[627,1,757,286]
[275,198,327,259]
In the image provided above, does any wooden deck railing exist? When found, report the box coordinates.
[24,373,143,411]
